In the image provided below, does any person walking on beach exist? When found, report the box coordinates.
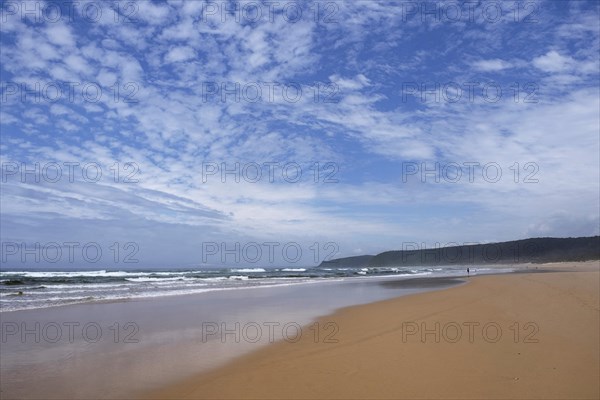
[467,268,470,276]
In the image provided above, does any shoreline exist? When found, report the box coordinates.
[0,270,470,315]
[144,261,600,399]
[0,264,519,314]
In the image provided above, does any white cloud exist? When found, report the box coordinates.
[64,54,91,75]
[329,74,371,90]
[164,46,196,63]
[48,65,74,81]
[135,2,172,24]
[97,69,118,87]
[45,24,76,47]
[532,50,575,73]
[471,59,512,72]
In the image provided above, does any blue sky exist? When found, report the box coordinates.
[1,0,599,268]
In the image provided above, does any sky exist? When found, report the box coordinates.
[1,0,599,268]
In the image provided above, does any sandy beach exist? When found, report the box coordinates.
[145,261,600,400]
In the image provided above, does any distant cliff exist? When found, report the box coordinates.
[319,236,599,268]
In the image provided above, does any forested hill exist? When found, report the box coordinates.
[318,236,599,268]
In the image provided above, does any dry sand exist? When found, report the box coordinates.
[144,261,600,399]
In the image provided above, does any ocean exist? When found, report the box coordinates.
[0,265,516,312]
